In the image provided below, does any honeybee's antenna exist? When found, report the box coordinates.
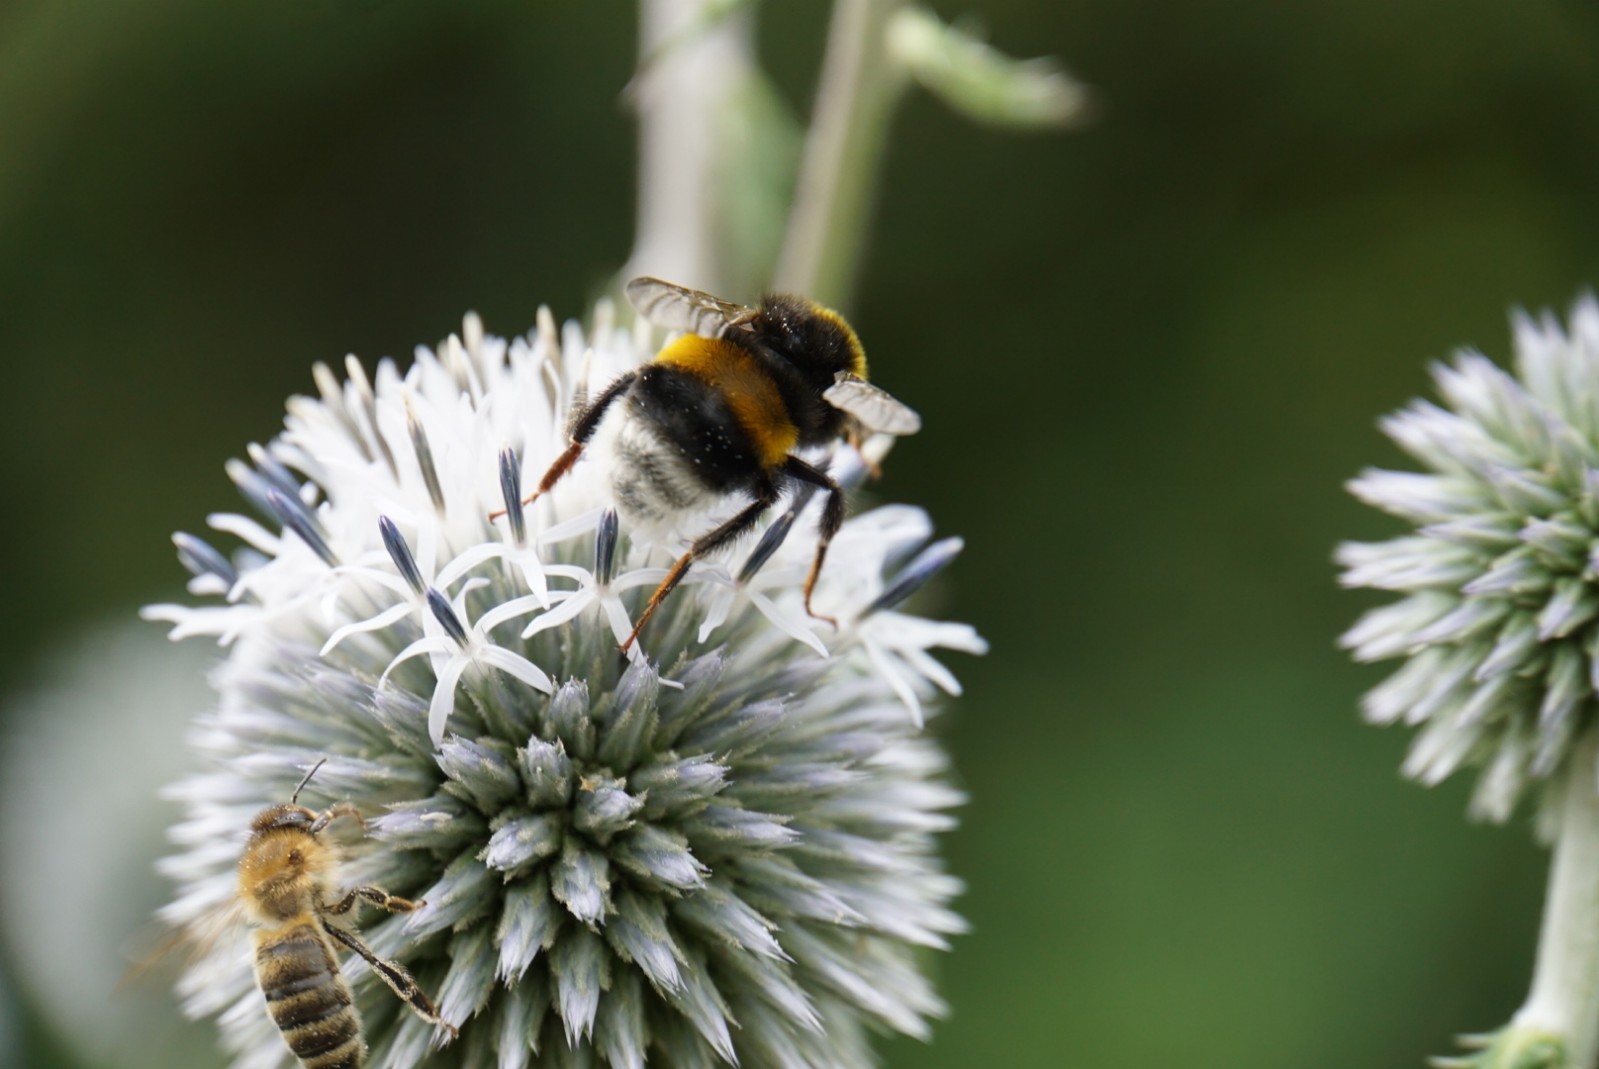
[290,758,328,805]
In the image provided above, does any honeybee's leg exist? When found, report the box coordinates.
[324,922,459,1040]
[322,885,423,916]
[619,478,781,653]
[783,456,845,627]
[488,371,637,521]
[307,803,365,836]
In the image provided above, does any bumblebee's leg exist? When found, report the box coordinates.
[620,478,780,653]
[322,885,423,916]
[324,922,459,1039]
[845,424,883,480]
[783,456,845,627]
[489,371,636,521]
[308,803,364,836]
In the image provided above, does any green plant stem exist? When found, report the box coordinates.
[1512,727,1599,1068]
[773,0,907,310]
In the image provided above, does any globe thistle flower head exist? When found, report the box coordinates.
[1340,295,1599,820]
[146,300,983,1068]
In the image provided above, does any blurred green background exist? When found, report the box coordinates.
[5,1,1599,1067]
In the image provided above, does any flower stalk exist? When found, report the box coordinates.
[1431,724,1599,1069]
[774,1,1088,306]
[774,0,907,307]
[1486,728,1599,1069]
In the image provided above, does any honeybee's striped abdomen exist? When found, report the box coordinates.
[254,920,364,1069]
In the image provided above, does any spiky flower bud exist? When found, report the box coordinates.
[1339,296,1599,821]
[146,301,983,1069]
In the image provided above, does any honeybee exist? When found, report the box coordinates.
[240,760,455,1068]
[504,276,922,650]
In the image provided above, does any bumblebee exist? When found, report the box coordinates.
[512,276,921,650]
[239,760,455,1068]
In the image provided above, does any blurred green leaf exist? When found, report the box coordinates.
[887,7,1090,128]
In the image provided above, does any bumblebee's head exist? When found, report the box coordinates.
[757,294,869,385]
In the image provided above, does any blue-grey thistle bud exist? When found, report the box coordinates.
[1340,296,1599,1069]
[1340,296,1599,821]
[145,304,984,1068]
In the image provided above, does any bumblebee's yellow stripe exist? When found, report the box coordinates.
[656,334,799,468]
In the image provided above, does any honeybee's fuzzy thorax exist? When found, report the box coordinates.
[238,825,337,924]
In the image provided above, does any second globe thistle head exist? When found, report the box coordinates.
[1341,296,1599,821]
[149,301,984,1068]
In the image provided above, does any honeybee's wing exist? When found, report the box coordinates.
[823,374,923,436]
[624,276,757,339]
[120,896,248,988]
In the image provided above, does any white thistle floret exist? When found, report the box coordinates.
[1341,295,1599,820]
[148,301,983,1068]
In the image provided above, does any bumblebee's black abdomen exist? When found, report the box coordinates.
[631,364,766,490]
[743,343,847,448]
[255,922,364,1069]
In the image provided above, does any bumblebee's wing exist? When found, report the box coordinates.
[625,276,756,338]
[823,374,923,436]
